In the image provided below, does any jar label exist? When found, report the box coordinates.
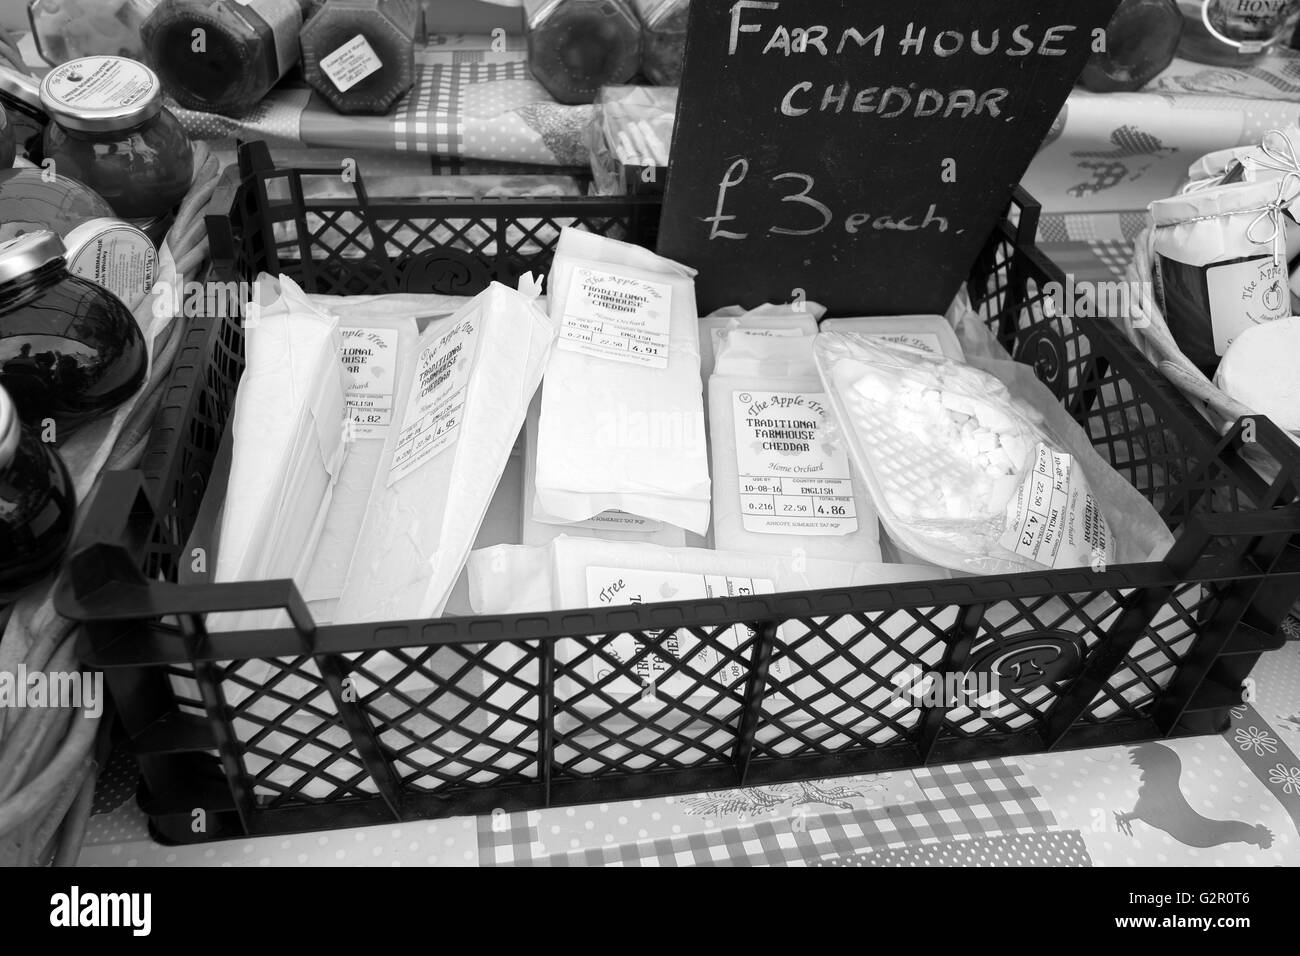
[64,227,157,312]
[43,56,157,112]
[320,34,385,93]
[731,389,858,536]
[233,0,303,80]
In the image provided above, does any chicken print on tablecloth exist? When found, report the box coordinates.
[1068,125,1177,198]
[1114,742,1274,849]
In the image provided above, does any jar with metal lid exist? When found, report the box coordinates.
[142,0,303,116]
[523,0,642,105]
[28,0,159,67]
[0,384,76,601]
[634,0,688,86]
[300,0,420,115]
[1177,0,1300,64]
[39,56,194,221]
[0,231,148,435]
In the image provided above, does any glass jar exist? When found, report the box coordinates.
[142,0,303,115]
[28,0,159,67]
[1177,0,1300,64]
[634,0,687,86]
[0,102,13,168]
[524,0,642,105]
[39,56,194,221]
[0,64,48,163]
[0,384,76,601]
[0,166,116,244]
[300,0,420,115]
[0,231,148,435]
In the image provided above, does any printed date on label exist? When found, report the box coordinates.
[705,158,951,240]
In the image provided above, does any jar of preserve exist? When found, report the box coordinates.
[0,231,148,435]
[0,166,116,244]
[38,56,193,221]
[300,0,420,115]
[634,0,688,86]
[524,0,642,105]
[0,384,76,601]
[28,0,158,66]
[0,64,48,163]
[142,0,303,115]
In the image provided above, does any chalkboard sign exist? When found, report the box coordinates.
[657,0,1121,316]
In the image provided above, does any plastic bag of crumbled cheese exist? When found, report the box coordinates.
[815,333,1131,575]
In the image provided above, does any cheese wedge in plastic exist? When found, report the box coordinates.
[333,280,556,623]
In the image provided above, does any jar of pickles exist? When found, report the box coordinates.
[38,56,193,221]
[634,0,688,86]
[0,384,76,601]
[523,0,642,105]
[0,231,148,435]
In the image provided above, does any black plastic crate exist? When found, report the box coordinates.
[56,141,1300,845]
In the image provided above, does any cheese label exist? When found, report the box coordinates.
[559,267,673,369]
[1205,255,1290,355]
[709,325,804,356]
[388,315,479,485]
[864,331,945,354]
[732,389,857,536]
[585,567,785,698]
[320,34,384,93]
[1000,443,1116,570]
[340,327,399,439]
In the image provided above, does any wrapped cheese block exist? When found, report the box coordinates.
[333,280,556,623]
[708,327,882,563]
[536,227,711,534]
[301,311,419,623]
[699,304,823,381]
[522,395,687,547]
[212,276,346,632]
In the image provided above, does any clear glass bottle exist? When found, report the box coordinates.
[142,0,303,115]
[1177,0,1300,64]
[0,231,148,434]
[524,0,642,105]
[39,56,194,221]
[634,0,688,86]
[300,0,420,115]
[0,384,76,601]
[28,0,159,67]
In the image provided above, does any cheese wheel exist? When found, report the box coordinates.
[1214,317,1300,432]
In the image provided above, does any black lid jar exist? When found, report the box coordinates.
[524,0,642,105]
[0,384,76,601]
[39,56,194,221]
[0,230,148,436]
